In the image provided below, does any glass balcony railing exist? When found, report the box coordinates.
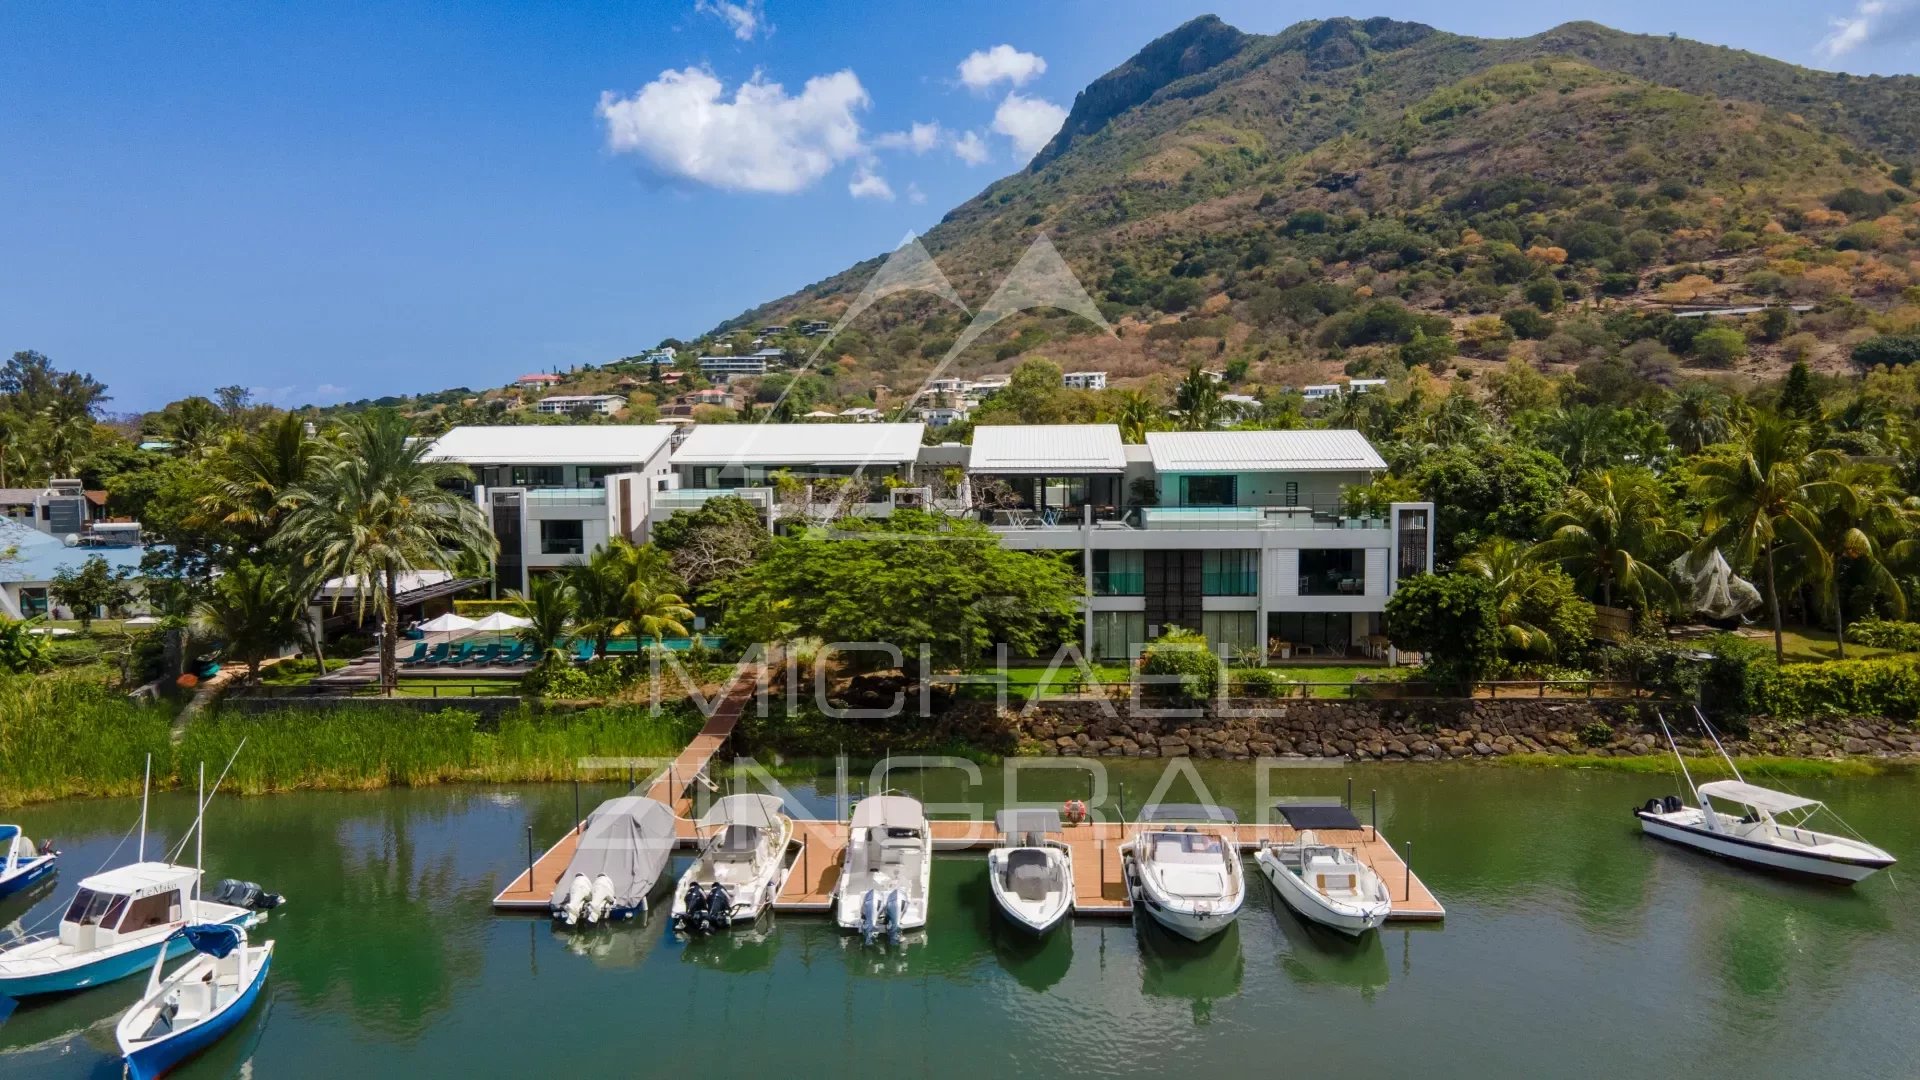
[1136,507,1388,531]
[1091,570,1144,596]
[1201,571,1258,596]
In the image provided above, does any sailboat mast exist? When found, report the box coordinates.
[138,753,150,862]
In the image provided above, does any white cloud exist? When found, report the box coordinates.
[874,121,945,154]
[907,183,926,205]
[597,67,868,193]
[951,129,990,166]
[958,44,1046,91]
[1817,1,1920,59]
[991,93,1067,160]
[695,0,767,42]
[848,165,894,200]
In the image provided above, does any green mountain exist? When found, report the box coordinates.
[691,16,1918,398]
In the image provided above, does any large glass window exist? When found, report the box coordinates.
[1181,475,1237,507]
[1091,611,1146,662]
[117,891,181,932]
[539,519,585,555]
[1202,611,1259,661]
[1092,550,1143,595]
[1202,550,1258,595]
[63,888,119,926]
[1298,549,1365,595]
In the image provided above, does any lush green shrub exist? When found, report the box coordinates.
[0,619,51,674]
[1752,657,1920,721]
[1846,618,1920,651]
[1138,626,1220,705]
[1851,334,1920,369]
[1689,326,1748,368]
[1500,307,1554,340]
[1234,667,1293,698]
[1385,573,1501,692]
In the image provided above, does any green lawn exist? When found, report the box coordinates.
[1770,626,1915,664]
[389,680,520,698]
[969,662,1409,700]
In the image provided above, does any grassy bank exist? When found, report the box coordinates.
[1,673,700,806]
[1495,752,1900,779]
[0,670,176,807]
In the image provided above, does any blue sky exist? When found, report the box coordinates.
[3,0,1917,412]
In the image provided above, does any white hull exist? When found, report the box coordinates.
[1138,899,1240,942]
[671,819,797,928]
[1637,812,1892,883]
[1254,850,1389,936]
[1123,829,1245,943]
[986,846,1073,936]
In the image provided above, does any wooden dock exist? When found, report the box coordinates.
[493,653,1441,922]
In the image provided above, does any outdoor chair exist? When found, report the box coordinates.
[401,642,429,665]
[443,642,476,666]
[463,643,500,666]
[416,643,450,667]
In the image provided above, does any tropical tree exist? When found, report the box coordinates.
[1692,418,1839,663]
[1110,389,1162,443]
[561,546,627,658]
[1174,364,1223,431]
[196,411,314,554]
[49,555,137,629]
[192,559,304,682]
[1459,538,1593,661]
[276,410,494,693]
[1530,467,1683,611]
[510,573,576,666]
[1665,383,1736,454]
[1799,463,1914,658]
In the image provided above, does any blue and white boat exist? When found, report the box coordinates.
[116,923,273,1080]
[0,826,57,899]
[0,862,261,998]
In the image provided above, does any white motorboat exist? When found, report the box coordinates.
[0,824,57,900]
[1636,709,1896,884]
[548,796,679,927]
[1121,805,1245,942]
[1255,832,1392,936]
[671,794,796,932]
[0,759,272,999]
[832,795,931,945]
[115,923,273,1080]
[986,810,1073,936]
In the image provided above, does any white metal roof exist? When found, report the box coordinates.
[424,425,671,466]
[1144,430,1386,473]
[670,422,925,466]
[1696,781,1819,814]
[968,425,1126,473]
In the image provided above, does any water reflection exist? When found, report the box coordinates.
[989,918,1072,994]
[1134,918,1244,1025]
[1270,905,1390,999]
[677,916,780,974]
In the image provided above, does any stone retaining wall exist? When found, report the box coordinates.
[961,699,1920,761]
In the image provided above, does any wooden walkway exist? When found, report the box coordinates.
[489,672,757,909]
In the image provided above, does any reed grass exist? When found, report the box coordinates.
[0,670,177,808]
[179,703,700,795]
[1495,753,1896,779]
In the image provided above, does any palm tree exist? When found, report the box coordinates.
[620,579,694,644]
[1459,537,1562,659]
[1111,389,1161,443]
[1692,417,1839,663]
[1530,467,1682,611]
[276,410,495,693]
[192,560,304,683]
[1665,383,1734,455]
[509,574,576,666]
[601,539,693,643]
[562,546,627,659]
[1800,463,1913,659]
[1174,364,1223,431]
[197,412,314,550]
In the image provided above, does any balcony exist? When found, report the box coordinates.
[1137,506,1388,532]
[1091,570,1144,596]
[523,488,608,510]
[652,487,773,514]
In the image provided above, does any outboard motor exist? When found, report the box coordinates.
[859,889,880,946]
[884,889,905,945]
[678,882,707,932]
[586,874,617,925]
[559,874,592,926]
[703,883,732,931]
[1638,798,1665,816]
[1663,794,1684,814]
[211,878,285,912]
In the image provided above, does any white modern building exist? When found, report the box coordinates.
[698,355,770,379]
[1061,371,1108,391]
[534,394,626,416]
[424,425,675,596]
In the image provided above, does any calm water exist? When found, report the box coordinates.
[2,762,1916,1079]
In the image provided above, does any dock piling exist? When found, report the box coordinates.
[1370,789,1377,842]
[1404,841,1412,901]
[1346,776,1353,808]
[524,825,533,895]
[573,780,581,835]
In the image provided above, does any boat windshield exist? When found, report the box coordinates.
[1148,831,1225,860]
[63,888,127,927]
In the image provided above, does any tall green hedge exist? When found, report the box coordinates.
[1754,657,1920,721]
